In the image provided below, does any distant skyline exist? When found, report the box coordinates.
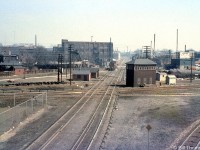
[0,0,200,51]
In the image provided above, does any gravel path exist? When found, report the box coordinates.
[102,84,200,150]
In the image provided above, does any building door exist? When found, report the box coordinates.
[84,75,88,81]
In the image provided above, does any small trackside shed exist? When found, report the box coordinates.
[156,72,167,83]
[14,66,25,75]
[126,59,157,87]
[72,69,91,81]
[166,75,176,85]
[90,68,99,78]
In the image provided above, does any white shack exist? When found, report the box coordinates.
[156,72,167,83]
[166,75,176,85]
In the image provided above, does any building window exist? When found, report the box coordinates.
[77,75,81,79]
[149,77,152,84]
[137,78,141,84]
[144,78,147,84]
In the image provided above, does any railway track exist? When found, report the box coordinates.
[177,124,200,150]
[25,67,124,150]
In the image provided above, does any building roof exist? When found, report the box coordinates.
[14,66,25,69]
[156,72,167,75]
[167,75,176,79]
[0,62,22,66]
[90,67,99,73]
[126,59,157,65]
[72,69,90,75]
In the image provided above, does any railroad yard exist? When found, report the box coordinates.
[0,68,200,150]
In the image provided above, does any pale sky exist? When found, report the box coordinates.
[0,0,200,51]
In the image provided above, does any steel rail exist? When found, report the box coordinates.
[25,71,112,150]
[86,67,125,150]
[178,125,200,150]
[71,69,122,150]
[39,71,115,150]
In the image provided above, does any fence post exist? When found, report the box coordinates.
[26,101,27,116]
[45,92,47,107]
[31,98,33,112]
[42,93,44,108]
[14,93,16,107]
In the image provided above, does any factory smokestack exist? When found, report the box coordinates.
[185,44,187,52]
[176,29,178,58]
[153,34,156,57]
[35,35,37,47]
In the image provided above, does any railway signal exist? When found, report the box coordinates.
[146,124,152,150]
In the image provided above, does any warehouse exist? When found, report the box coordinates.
[54,39,113,67]
[126,59,157,87]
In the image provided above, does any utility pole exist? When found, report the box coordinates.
[57,54,63,83]
[57,54,60,82]
[169,50,172,62]
[150,41,152,59]
[153,34,156,55]
[190,53,193,83]
[61,54,63,82]
[68,44,73,86]
[142,46,151,59]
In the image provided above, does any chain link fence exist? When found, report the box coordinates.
[0,92,47,135]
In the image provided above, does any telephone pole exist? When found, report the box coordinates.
[142,46,151,59]
[68,44,73,86]
[57,54,60,82]
[57,54,63,83]
[190,53,193,83]
[61,54,63,82]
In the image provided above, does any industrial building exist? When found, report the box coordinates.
[171,51,195,69]
[53,39,113,67]
[126,59,157,87]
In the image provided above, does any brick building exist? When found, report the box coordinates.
[54,39,113,67]
[126,59,157,87]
